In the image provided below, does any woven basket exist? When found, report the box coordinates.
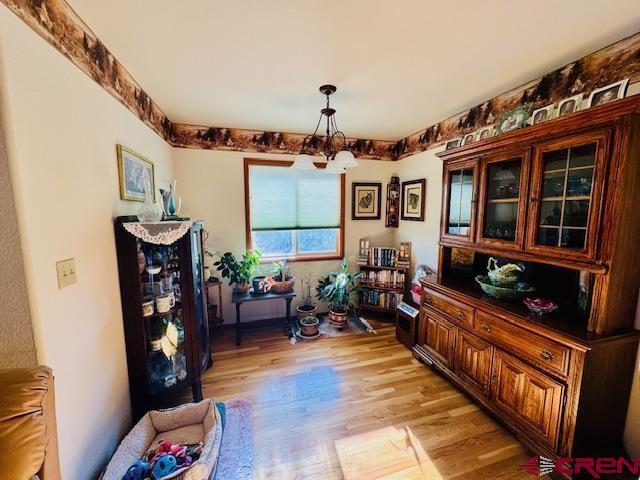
[271,276,295,293]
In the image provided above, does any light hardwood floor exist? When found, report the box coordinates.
[203,318,542,479]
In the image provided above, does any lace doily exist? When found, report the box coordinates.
[123,220,196,245]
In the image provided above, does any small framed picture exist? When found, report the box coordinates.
[462,132,477,145]
[587,78,629,108]
[478,125,494,141]
[117,145,155,202]
[352,182,382,220]
[401,179,426,221]
[531,104,555,125]
[558,94,583,117]
[496,106,531,134]
[445,138,462,150]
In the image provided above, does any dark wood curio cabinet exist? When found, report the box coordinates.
[115,216,211,420]
[414,96,640,465]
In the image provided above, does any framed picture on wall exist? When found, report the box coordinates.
[117,145,155,202]
[401,179,426,221]
[351,182,382,220]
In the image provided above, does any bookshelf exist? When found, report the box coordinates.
[357,240,410,314]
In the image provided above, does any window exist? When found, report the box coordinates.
[245,159,344,260]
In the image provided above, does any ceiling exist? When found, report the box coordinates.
[68,0,640,141]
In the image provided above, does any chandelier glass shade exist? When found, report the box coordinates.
[291,85,358,174]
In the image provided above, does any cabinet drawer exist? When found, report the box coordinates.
[422,287,474,327]
[475,311,570,377]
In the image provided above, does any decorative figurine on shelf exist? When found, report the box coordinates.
[386,176,401,228]
[475,257,535,299]
[137,175,164,223]
[486,257,524,287]
[160,180,182,220]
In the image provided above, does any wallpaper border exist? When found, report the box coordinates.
[2,0,640,162]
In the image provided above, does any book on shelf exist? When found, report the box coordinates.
[360,269,405,287]
[357,246,399,267]
[358,289,403,310]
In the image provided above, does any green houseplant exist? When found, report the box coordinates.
[316,259,362,327]
[213,250,261,293]
[297,273,317,319]
[268,260,295,293]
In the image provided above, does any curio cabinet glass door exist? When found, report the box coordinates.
[525,130,609,261]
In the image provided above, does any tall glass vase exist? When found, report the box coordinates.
[136,176,163,222]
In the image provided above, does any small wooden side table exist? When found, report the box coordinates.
[231,290,296,346]
[205,280,224,337]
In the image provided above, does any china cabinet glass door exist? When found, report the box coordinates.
[442,159,478,244]
[526,130,609,260]
[477,151,528,249]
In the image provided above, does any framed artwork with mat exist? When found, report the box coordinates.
[401,179,425,221]
[352,182,382,220]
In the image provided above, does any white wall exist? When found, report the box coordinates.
[0,9,173,479]
[173,148,397,323]
[395,147,444,273]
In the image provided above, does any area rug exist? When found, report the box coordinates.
[213,398,254,480]
[288,314,376,344]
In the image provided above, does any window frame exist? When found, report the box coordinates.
[244,158,345,262]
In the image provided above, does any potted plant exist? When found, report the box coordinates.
[213,250,261,293]
[297,273,317,319]
[316,259,361,327]
[269,260,295,293]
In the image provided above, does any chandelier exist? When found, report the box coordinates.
[291,84,358,174]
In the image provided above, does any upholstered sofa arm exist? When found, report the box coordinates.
[0,366,61,480]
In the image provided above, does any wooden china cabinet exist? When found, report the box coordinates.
[415,96,640,464]
[114,216,211,420]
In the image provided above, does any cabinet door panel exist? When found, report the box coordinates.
[454,330,493,396]
[525,130,610,261]
[476,150,530,250]
[441,159,478,244]
[419,310,457,369]
[491,351,564,447]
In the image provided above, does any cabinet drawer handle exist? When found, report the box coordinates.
[423,296,432,304]
[457,311,466,319]
[481,323,492,332]
[539,350,555,361]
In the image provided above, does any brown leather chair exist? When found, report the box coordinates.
[0,366,61,480]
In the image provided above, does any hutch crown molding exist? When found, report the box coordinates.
[413,95,640,464]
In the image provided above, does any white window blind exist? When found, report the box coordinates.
[249,165,340,231]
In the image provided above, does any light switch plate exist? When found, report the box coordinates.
[56,258,77,289]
